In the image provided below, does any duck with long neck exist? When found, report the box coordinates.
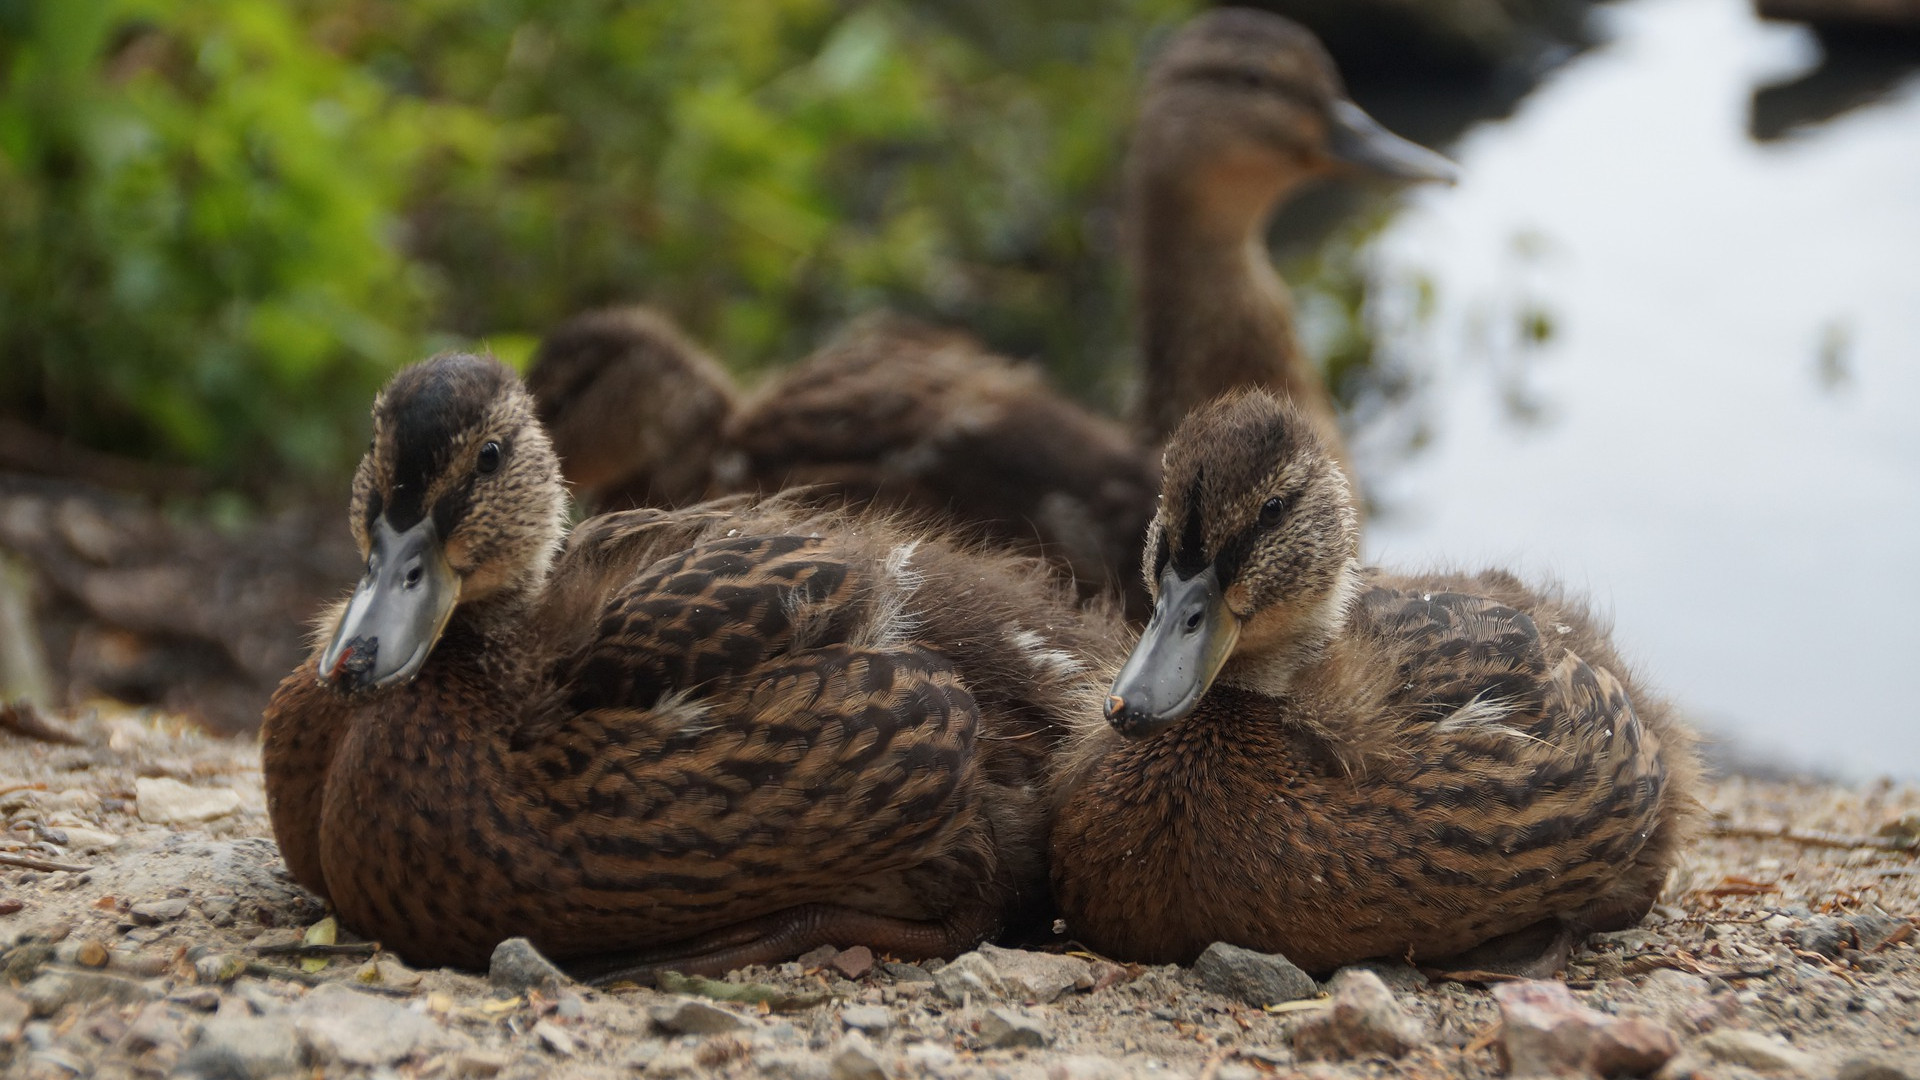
[1126,9,1456,461]
[263,354,1125,978]
[1050,390,1700,971]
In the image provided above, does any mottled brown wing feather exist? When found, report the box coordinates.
[513,642,982,933]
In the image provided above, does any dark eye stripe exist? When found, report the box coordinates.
[1171,470,1209,577]
[1213,525,1261,590]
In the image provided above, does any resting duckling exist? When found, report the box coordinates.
[262,353,1123,978]
[526,11,1452,611]
[1049,390,1699,971]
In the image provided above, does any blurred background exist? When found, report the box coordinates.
[0,0,1914,776]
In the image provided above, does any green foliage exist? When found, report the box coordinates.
[0,0,487,486]
[0,0,1197,489]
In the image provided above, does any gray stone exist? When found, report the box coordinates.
[1792,916,1851,957]
[757,1050,833,1080]
[905,1043,957,1071]
[129,898,191,925]
[20,968,159,1016]
[977,1006,1053,1049]
[977,944,1091,1004]
[1192,942,1316,1006]
[839,1004,891,1034]
[881,962,934,984]
[134,777,241,824]
[289,982,466,1066]
[532,1019,576,1057]
[1338,960,1428,993]
[934,951,1006,1003]
[487,938,569,994]
[1698,1030,1818,1075]
[1844,909,1911,952]
[182,1015,305,1079]
[1292,968,1427,1062]
[829,1030,889,1080]
[1841,1056,1917,1080]
[651,995,753,1035]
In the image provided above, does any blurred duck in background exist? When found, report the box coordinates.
[527,8,1455,616]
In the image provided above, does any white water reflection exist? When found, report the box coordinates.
[1358,0,1920,778]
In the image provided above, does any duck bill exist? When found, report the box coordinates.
[1326,100,1459,184]
[1105,565,1241,739]
[319,516,460,693]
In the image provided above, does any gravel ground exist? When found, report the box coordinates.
[1,705,1915,1080]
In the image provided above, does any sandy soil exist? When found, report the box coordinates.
[1,705,1915,1080]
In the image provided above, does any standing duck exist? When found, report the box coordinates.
[524,10,1452,610]
[1049,390,1700,970]
[262,353,1124,978]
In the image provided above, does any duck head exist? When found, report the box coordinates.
[1107,390,1360,737]
[320,353,565,694]
[1130,8,1456,236]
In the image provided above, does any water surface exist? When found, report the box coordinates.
[1354,0,1920,778]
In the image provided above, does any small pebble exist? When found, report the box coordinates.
[798,945,840,968]
[830,944,875,980]
[881,961,933,984]
[651,995,752,1035]
[1193,941,1316,1006]
[533,1018,577,1057]
[840,1004,891,1034]
[133,777,241,825]
[1292,968,1427,1062]
[830,1030,888,1080]
[1697,1029,1817,1074]
[935,950,1007,1003]
[487,936,568,994]
[978,1005,1053,1049]
[128,898,190,925]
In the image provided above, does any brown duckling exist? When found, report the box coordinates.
[262,353,1124,978]
[1126,8,1456,457]
[524,306,737,510]
[1049,390,1700,971]
[525,11,1451,611]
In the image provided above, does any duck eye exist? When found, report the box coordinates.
[1259,496,1286,527]
[476,441,502,475]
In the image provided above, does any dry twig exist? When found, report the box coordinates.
[0,851,90,873]
[1711,821,1917,853]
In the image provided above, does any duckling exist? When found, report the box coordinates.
[1048,390,1699,971]
[530,312,1163,616]
[1126,8,1456,456]
[525,11,1451,609]
[524,306,737,510]
[261,353,1124,978]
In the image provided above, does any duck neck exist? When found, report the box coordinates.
[1127,160,1316,445]
[1218,556,1361,700]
